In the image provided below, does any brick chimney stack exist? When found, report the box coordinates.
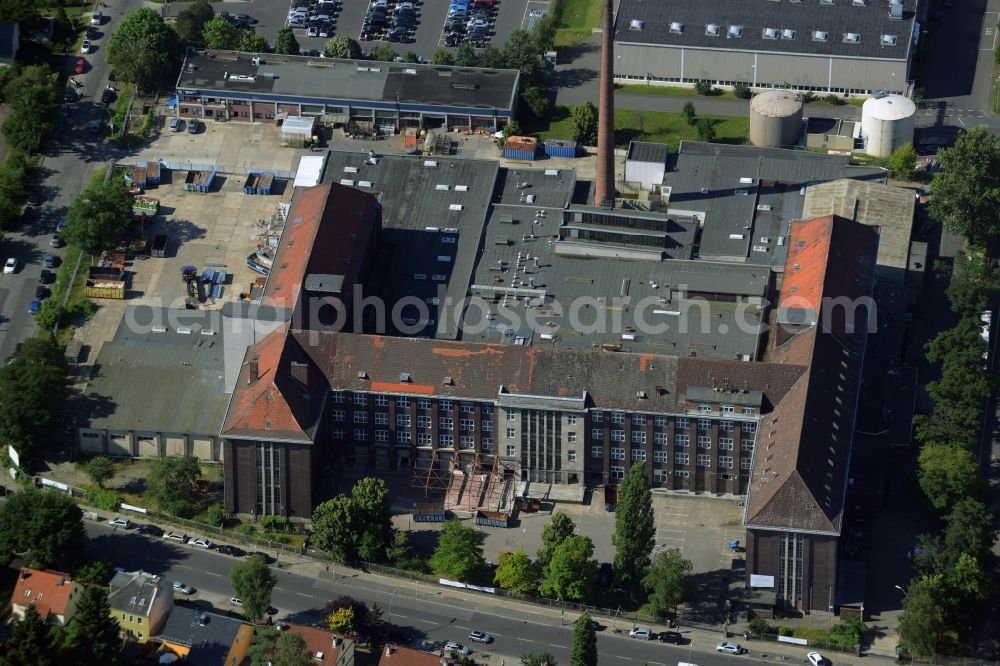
[594,0,616,208]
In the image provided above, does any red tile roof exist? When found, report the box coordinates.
[283,624,352,666]
[11,568,78,620]
[378,644,454,666]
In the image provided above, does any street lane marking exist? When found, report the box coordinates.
[395,614,409,619]
[296,592,314,598]
[204,571,222,577]
[457,625,470,630]
[418,619,437,624]
[516,638,533,642]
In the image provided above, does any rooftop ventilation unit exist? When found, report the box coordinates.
[669,21,684,33]
[820,0,834,5]
[763,27,778,39]
[844,32,861,43]
[399,372,412,382]
[880,34,897,45]
[705,23,720,36]
[629,18,644,30]
[852,0,866,5]
[728,24,743,37]
[889,0,903,18]
[813,30,829,41]
[781,28,796,39]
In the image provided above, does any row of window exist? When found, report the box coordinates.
[594,447,750,466]
[332,429,495,450]
[332,393,493,414]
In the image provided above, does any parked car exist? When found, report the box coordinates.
[56,217,68,232]
[629,627,653,640]
[217,545,246,557]
[190,537,214,549]
[81,40,93,54]
[807,653,831,666]
[468,631,492,644]
[247,551,276,564]
[137,524,163,537]
[235,13,257,24]
[169,117,181,132]
[444,32,461,46]
[187,120,200,134]
[35,286,49,300]
[74,58,86,75]
[88,119,102,134]
[173,582,195,594]
[716,642,744,655]
[659,631,683,644]
[108,516,131,528]
[164,531,188,543]
[444,642,470,656]
[528,8,545,17]
[28,299,41,315]
[43,254,57,269]
[4,258,16,274]
[230,596,243,607]
[101,88,116,105]
[307,26,318,36]
[49,234,62,248]
[90,10,102,25]
[319,26,331,37]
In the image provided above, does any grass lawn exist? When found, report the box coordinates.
[617,84,739,100]
[553,0,602,47]
[528,105,749,149]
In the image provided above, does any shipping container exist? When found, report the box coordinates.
[413,503,446,523]
[85,279,125,299]
[503,135,538,161]
[543,139,577,158]
[151,234,168,258]
[475,510,511,528]
[146,161,161,187]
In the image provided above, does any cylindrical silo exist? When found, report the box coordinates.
[861,95,916,158]
[749,90,803,148]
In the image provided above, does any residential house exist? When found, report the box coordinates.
[156,606,253,666]
[283,624,354,666]
[10,568,82,626]
[378,644,460,666]
[108,571,174,641]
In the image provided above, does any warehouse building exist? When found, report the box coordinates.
[174,51,519,132]
[613,0,919,95]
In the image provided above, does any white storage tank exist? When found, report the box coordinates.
[861,95,916,158]
[749,90,803,148]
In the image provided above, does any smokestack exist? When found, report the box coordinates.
[595,0,615,208]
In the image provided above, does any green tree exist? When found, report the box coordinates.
[826,615,865,647]
[430,49,455,65]
[0,149,31,230]
[945,251,1000,317]
[571,101,598,146]
[494,550,537,593]
[536,510,575,570]
[107,8,179,90]
[522,86,551,118]
[917,443,982,511]
[694,80,713,95]
[643,548,692,619]
[0,0,38,24]
[401,51,420,63]
[202,16,241,50]
[521,652,558,666]
[312,496,357,561]
[173,0,215,45]
[733,82,752,99]
[888,142,918,180]
[275,26,300,55]
[63,178,136,257]
[146,455,202,517]
[248,626,281,666]
[941,498,995,566]
[326,606,354,634]
[897,579,945,658]
[206,503,226,528]
[83,456,116,488]
[0,606,59,666]
[230,555,277,623]
[478,46,506,69]
[322,596,385,644]
[539,535,598,602]
[949,552,988,602]
[571,612,598,666]
[73,558,113,587]
[501,29,544,85]
[369,44,397,62]
[351,477,392,562]
[928,126,1000,246]
[239,30,271,53]
[695,117,717,142]
[501,120,522,141]
[682,101,697,126]
[613,462,655,595]
[65,586,123,664]
[248,627,312,666]
[0,488,86,571]
[454,42,479,67]
[324,36,362,59]
[430,519,485,582]
[0,336,68,464]
[2,67,59,154]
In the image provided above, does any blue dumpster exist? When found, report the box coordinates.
[543,139,577,158]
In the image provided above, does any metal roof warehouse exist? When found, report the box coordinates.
[174,50,520,131]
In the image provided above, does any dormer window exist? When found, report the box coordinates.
[629,18,644,31]
[669,21,684,34]
[706,23,720,36]
[728,25,743,37]
[820,0,834,5]
[843,32,861,43]
[852,0,866,5]
[763,27,778,39]
[781,28,796,39]
[813,30,829,41]
[880,34,898,46]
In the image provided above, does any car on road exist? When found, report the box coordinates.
[74,58,86,75]
[247,551,275,564]
[39,269,54,284]
[28,299,41,315]
[4,258,16,274]
[164,531,188,543]
[49,234,62,248]
[173,582,195,594]
[230,596,243,607]
[807,652,831,666]
[444,642,470,655]
[81,40,93,54]
[190,537,214,549]
[56,217,68,232]
[217,545,246,557]
[716,641,744,655]
[90,10,101,25]
[101,88,116,105]
[235,13,257,24]
[43,253,57,268]
[35,286,49,300]
[468,631,492,644]
[658,631,683,644]
[109,516,131,528]
[629,627,653,640]
[137,524,163,537]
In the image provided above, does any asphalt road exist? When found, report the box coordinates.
[87,519,773,666]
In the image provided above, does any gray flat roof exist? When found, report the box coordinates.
[322,151,498,339]
[495,166,577,208]
[462,204,768,359]
[80,306,228,437]
[177,51,519,112]
[615,0,916,61]
[626,141,670,165]
[661,141,886,267]
[158,606,247,666]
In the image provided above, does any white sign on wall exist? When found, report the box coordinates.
[750,574,775,588]
[7,446,19,468]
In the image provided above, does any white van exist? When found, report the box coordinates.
[169,117,181,132]
[90,10,102,25]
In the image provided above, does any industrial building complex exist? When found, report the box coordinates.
[613,0,919,95]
